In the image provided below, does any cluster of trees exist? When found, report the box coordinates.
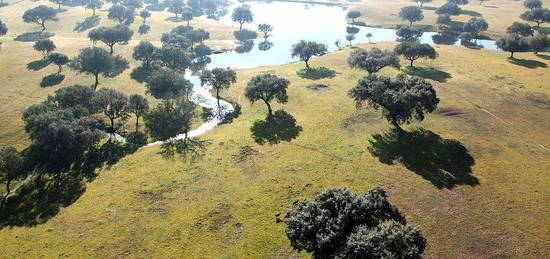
[285,186,426,258]
[344,11,363,46]
[497,0,550,57]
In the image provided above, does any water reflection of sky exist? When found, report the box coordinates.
[203,2,498,70]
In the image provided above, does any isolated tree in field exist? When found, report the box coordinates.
[232,5,253,30]
[520,8,550,28]
[168,0,184,18]
[23,5,59,32]
[91,88,129,132]
[347,26,360,34]
[48,52,69,73]
[413,0,433,8]
[529,31,550,54]
[366,32,373,43]
[88,25,133,54]
[448,0,468,5]
[158,44,192,71]
[200,68,237,107]
[49,0,66,10]
[245,73,289,117]
[346,34,355,46]
[291,40,327,70]
[33,39,56,58]
[144,98,196,141]
[462,18,488,41]
[436,3,462,16]
[394,41,437,67]
[108,5,135,25]
[349,74,439,128]
[128,94,149,131]
[182,8,193,26]
[0,146,25,211]
[146,69,192,99]
[507,22,534,36]
[524,0,542,10]
[496,34,530,58]
[347,10,361,23]
[0,20,7,37]
[258,23,273,39]
[347,47,401,74]
[285,186,426,258]
[86,0,104,16]
[399,6,424,26]
[70,47,129,90]
[396,26,423,41]
[133,40,158,67]
[140,9,151,24]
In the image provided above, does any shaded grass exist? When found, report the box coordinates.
[296,66,337,80]
[403,66,452,82]
[508,58,549,69]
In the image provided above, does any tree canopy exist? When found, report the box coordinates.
[436,3,462,16]
[347,47,401,74]
[529,31,550,54]
[447,0,468,5]
[86,0,104,16]
[144,98,196,141]
[349,74,439,128]
[200,68,237,107]
[396,26,424,41]
[48,52,69,73]
[399,6,424,26]
[232,5,253,30]
[69,47,129,90]
[347,10,361,23]
[496,34,530,58]
[285,186,426,258]
[22,5,59,32]
[108,5,135,25]
[145,69,192,99]
[128,94,149,131]
[88,25,134,54]
[245,73,290,117]
[133,40,158,67]
[0,19,7,37]
[291,40,327,69]
[520,8,550,28]
[413,0,433,8]
[524,0,542,10]
[506,22,534,36]
[33,39,56,58]
[462,18,488,40]
[394,41,438,67]
[258,23,273,39]
[91,88,129,132]
[0,146,25,210]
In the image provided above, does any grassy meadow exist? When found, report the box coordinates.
[0,0,550,258]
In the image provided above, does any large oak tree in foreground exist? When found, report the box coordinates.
[245,73,289,117]
[349,74,439,129]
[285,186,426,258]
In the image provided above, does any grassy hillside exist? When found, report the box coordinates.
[349,0,550,39]
[1,0,550,258]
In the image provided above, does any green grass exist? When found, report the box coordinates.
[1,0,550,258]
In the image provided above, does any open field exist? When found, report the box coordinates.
[349,0,550,39]
[1,0,550,258]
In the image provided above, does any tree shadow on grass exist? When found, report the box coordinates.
[73,15,100,32]
[422,6,437,10]
[40,74,65,88]
[368,128,478,189]
[461,10,482,17]
[165,17,183,22]
[251,110,303,145]
[0,140,138,229]
[508,58,548,68]
[404,66,452,82]
[14,32,55,42]
[27,59,51,71]
[536,54,550,60]
[297,67,337,80]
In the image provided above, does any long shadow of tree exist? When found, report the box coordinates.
[508,58,548,69]
[404,66,452,82]
[0,140,137,229]
[251,110,303,145]
[368,128,478,189]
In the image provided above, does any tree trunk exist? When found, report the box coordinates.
[391,118,402,131]
[40,21,46,32]
[187,20,190,26]
[0,179,11,211]
[135,116,140,132]
[109,45,114,55]
[410,21,413,27]
[239,22,243,31]
[305,59,310,70]
[264,99,273,117]
[410,59,414,67]
[93,9,96,16]
[93,73,99,90]
[510,51,514,58]
[58,65,62,74]
[216,89,221,110]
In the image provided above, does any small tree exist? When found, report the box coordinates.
[506,22,534,36]
[366,32,373,43]
[128,94,149,131]
[258,23,273,39]
[520,8,550,28]
[146,69,192,99]
[182,8,193,26]
[436,3,462,16]
[139,9,151,24]
[399,6,424,26]
[285,186,426,258]
[346,33,355,46]
[232,5,253,30]
[22,5,59,32]
[396,26,424,41]
[413,0,433,8]
[462,18,488,42]
[496,34,530,58]
[144,98,196,141]
[349,74,439,128]
[200,68,237,108]
[524,0,542,10]
[0,146,25,211]
[245,73,289,117]
[86,0,104,16]
[168,0,184,18]
[133,40,158,67]
[91,88,129,133]
[394,41,438,67]
[108,5,135,25]
[291,40,327,70]
[33,39,56,58]
[529,31,550,54]
[158,44,192,71]
[347,10,361,23]
[49,0,66,10]
[88,25,134,54]
[347,47,401,74]
[48,52,69,73]
[69,47,129,90]
[0,19,7,37]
